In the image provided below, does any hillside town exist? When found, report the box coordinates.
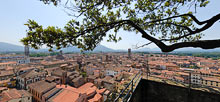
[0,49,220,102]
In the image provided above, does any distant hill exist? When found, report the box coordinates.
[0,42,115,53]
[133,47,161,52]
[0,42,24,52]
[134,47,220,53]
[1,42,220,53]
[56,45,115,52]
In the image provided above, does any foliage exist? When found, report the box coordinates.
[30,53,48,57]
[171,52,220,60]
[189,65,200,69]
[80,71,87,77]
[21,0,211,52]
[29,52,59,57]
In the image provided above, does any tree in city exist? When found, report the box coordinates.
[21,0,220,52]
[13,65,21,77]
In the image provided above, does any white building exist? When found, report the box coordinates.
[17,69,46,89]
[17,58,30,64]
[105,69,119,76]
[190,72,201,85]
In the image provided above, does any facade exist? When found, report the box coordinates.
[191,72,201,85]
[0,56,30,65]
[17,69,46,89]
[17,58,30,64]
[201,77,220,87]
[105,70,119,76]
[71,76,85,88]
[0,70,14,81]
[0,78,16,88]
[0,61,17,69]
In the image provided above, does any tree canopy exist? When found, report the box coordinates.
[21,0,220,52]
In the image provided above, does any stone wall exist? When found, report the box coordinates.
[129,79,220,102]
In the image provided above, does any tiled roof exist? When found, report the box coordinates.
[28,81,56,93]
[88,93,102,102]
[0,70,14,77]
[0,89,32,102]
[19,69,45,78]
[52,89,80,102]
[42,88,61,100]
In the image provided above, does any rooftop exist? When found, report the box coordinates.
[28,81,56,93]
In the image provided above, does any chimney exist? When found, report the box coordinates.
[62,71,67,85]
[60,77,62,86]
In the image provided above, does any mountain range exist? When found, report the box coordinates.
[0,42,115,53]
[1,42,220,53]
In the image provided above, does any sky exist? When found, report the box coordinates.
[0,0,220,50]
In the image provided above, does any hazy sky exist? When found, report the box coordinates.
[0,0,220,50]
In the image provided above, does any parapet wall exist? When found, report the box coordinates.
[129,79,220,102]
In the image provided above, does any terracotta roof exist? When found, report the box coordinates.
[0,70,14,77]
[0,89,32,102]
[104,90,110,95]
[174,76,184,81]
[52,89,81,102]
[28,81,56,93]
[88,93,102,102]
[176,72,189,76]
[0,61,17,65]
[42,88,61,100]
[19,69,45,78]
[96,88,106,94]
[54,83,103,102]
[45,76,60,82]
[202,77,220,82]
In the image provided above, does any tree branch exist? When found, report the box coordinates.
[133,42,153,49]
[76,15,220,52]
[126,20,220,52]
[160,13,220,41]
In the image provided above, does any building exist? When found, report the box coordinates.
[70,76,85,88]
[27,81,58,102]
[0,61,17,69]
[0,78,16,88]
[28,80,105,102]
[53,83,105,102]
[105,69,119,76]
[17,69,46,89]
[201,77,220,87]
[128,48,131,58]
[0,70,14,81]
[0,89,32,102]
[0,55,30,65]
